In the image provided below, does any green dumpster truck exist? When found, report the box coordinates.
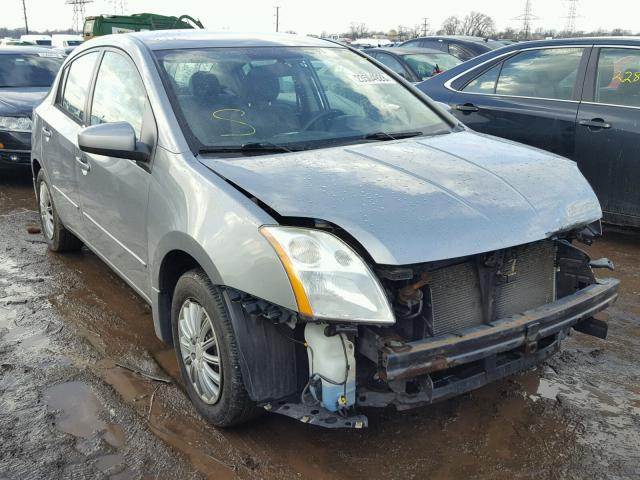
[83,13,204,41]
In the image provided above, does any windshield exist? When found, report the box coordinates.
[155,46,450,153]
[403,53,462,80]
[0,53,63,88]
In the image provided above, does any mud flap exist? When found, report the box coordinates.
[222,290,301,402]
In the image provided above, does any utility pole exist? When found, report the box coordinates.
[21,0,29,34]
[274,6,280,33]
[421,17,429,37]
[565,0,579,35]
[513,0,537,40]
[66,0,94,34]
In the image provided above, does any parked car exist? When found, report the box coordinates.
[32,31,618,429]
[417,37,640,228]
[51,34,83,48]
[0,47,64,169]
[20,34,52,47]
[366,47,462,82]
[399,35,503,61]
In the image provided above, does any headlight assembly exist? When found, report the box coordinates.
[0,116,32,132]
[261,226,395,325]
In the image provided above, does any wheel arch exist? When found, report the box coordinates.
[152,232,223,344]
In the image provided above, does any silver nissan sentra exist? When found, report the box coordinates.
[31,31,619,429]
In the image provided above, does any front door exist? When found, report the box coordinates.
[575,46,640,226]
[43,51,100,234]
[449,47,589,159]
[77,50,155,297]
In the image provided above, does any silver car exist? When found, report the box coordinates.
[31,31,619,429]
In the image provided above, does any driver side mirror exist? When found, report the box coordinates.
[78,122,150,162]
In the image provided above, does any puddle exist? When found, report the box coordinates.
[44,381,127,449]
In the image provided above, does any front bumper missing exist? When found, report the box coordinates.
[358,278,619,409]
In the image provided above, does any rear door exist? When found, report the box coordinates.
[77,49,156,297]
[575,46,640,226]
[42,50,100,234]
[447,46,590,159]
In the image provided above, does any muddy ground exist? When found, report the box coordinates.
[1,171,639,480]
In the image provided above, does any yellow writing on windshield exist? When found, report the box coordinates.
[212,109,256,137]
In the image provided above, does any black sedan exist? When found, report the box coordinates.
[399,36,503,61]
[417,37,640,228]
[365,47,462,82]
[0,47,64,169]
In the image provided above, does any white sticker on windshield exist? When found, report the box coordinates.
[37,52,64,58]
[352,72,394,84]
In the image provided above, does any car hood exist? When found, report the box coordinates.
[200,130,601,265]
[0,87,49,116]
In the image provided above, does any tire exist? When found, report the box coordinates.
[36,169,83,252]
[171,269,260,427]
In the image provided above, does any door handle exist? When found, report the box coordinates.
[579,118,612,130]
[75,155,90,175]
[42,126,52,139]
[455,103,480,113]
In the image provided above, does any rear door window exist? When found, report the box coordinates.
[462,63,502,94]
[593,48,640,108]
[495,47,584,100]
[58,51,100,123]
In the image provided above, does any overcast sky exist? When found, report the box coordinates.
[4,0,637,35]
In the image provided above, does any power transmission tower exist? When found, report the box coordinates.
[274,6,280,33]
[66,0,93,33]
[513,0,538,40]
[109,0,127,15]
[21,0,29,34]
[421,17,429,37]
[565,0,579,34]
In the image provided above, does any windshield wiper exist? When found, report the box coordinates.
[199,142,297,155]
[363,131,424,141]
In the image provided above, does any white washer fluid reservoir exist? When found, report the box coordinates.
[304,323,356,412]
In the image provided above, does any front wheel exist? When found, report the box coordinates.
[171,269,260,427]
[36,169,83,252]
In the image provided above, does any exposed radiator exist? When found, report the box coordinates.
[428,241,556,336]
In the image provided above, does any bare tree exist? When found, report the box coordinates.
[408,24,422,39]
[349,22,369,40]
[441,16,461,35]
[611,28,632,36]
[396,25,409,41]
[460,11,495,37]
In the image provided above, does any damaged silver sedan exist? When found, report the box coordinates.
[31,31,619,429]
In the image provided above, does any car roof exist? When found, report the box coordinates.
[0,46,60,55]
[406,36,496,45]
[368,47,445,55]
[497,36,640,49]
[125,30,340,50]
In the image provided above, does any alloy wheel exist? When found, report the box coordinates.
[39,182,54,240]
[177,298,223,404]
